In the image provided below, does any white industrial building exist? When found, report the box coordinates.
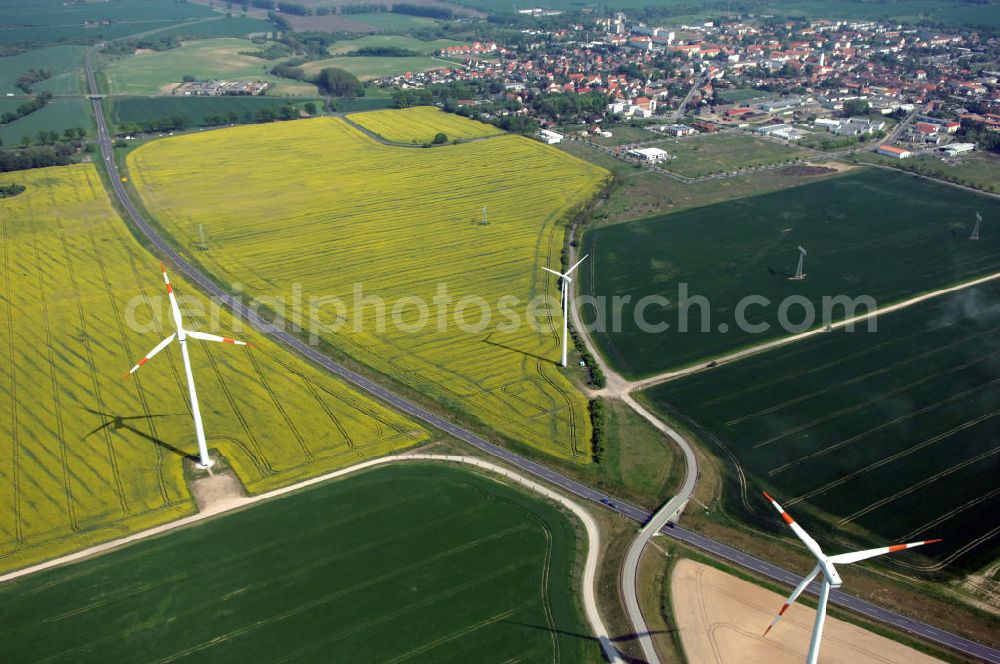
[756,123,804,140]
[944,142,975,156]
[537,128,564,144]
[628,147,671,162]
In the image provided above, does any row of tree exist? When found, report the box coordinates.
[250,0,454,18]
[15,68,51,94]
[589,399,607,463]
[104,36,180,56]
[271,62,364,97]
[0,144,76,173]
[115,104,307,135]
[346,46,419,57]
[1,92,52,126]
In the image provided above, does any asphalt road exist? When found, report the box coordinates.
[84,50,1000,664]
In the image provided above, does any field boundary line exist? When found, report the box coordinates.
[632,269,1000,392]
[0,454,622,664]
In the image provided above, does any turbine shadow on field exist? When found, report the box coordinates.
[82,408,195,460]
[502,619,666,663]
[483,335,554,365]
[766,266,796,278]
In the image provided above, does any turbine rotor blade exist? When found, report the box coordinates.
[827,539,942,565]
[542,266,567,278]
[763,563,821,636]
[161,262,185,333]
[762,492,826,561]
[186,330,251,347]
[124,333,176,379]
[565,253,589,276]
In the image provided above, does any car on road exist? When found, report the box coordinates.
[600,498,615,507]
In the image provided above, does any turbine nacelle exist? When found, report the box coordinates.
[819,559,842,588]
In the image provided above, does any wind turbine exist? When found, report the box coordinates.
[970,211,982,240]
[792,245,807,280]
[125,262,251,469]
[761,492,940,664]
[542,254,588,367]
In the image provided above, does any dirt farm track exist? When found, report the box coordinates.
[671,559,944,664]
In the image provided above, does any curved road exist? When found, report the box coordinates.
[85,50,1000,664]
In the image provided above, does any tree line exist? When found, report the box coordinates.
[1,92,52,126]
[115,104,307,135]
[270,63,364,97]
[247,0,455,18]
[0,144,77,173]
[15,68,51,94]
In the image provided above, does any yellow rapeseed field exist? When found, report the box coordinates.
[0,164,428,574]
[127,114,609,461]
[348,106,504,143]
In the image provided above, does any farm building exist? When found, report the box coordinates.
[537,128,564,144]
[174,80,268,96]
[628,147,671,162]
[877,145,913,159]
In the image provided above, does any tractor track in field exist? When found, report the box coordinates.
[81,46,1000,664]
[89,229,172,507]
[30,218,78,532]
[55,212,130,516]
[2,203,23,544]
[2,455,617,664]
[336,112,507,148]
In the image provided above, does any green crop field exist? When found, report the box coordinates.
[652,131,807,178]
[332,96,394,113]
[343,12,442,31]
[0,164,428,575]
[462,0,1000,27]
[0,0,219,46]
[103,38,317,96]
[126,114,609,462]
[856,150,1000,194]
[0,98,92,146]
[581,168,1000,378]
[299,54,447,82]
[153,15,275,40]
[715,88,768,104]
[0,45,86,96]
[107,95,322,129]
[349,106,503,143]
[0,463,599,662]
[326,35,461,56]
[640,281,1000,577]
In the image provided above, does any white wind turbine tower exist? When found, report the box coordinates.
[542,254,589,367]
[125,262,251,469]
[792,245,807,280]
[971,211,982,240]
[761,492,941,664]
